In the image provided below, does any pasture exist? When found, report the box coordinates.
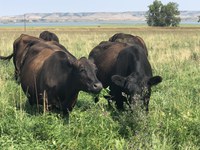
[0,26,199,149]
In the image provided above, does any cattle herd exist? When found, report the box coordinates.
[0,31,162,115]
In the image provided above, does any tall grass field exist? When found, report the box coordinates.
[0,26,199,149]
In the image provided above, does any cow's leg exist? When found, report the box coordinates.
[109,85,125,110]
[27,91,37,106]
[28,96,34,106]
[45,89,59,111]
[27,93,41,114]
[61,101,70,117]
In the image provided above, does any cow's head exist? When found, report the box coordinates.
[73,57,102,94]
[39,31,59,43]
[111,73,162,111]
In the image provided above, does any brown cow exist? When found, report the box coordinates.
[0,34,67,81]
[20,41,102,114]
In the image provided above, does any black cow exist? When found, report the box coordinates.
[109,33,148,56]
[39,31,59,43]
[20,42,102,114]
[89,41,162,111]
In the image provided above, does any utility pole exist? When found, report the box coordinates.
[24,14,26,32]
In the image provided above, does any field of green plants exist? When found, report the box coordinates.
[0,26,199,149]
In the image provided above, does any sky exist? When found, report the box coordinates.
[0,0,199,16]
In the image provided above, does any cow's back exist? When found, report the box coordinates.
[109,33,148,56]
[89,42,128,87]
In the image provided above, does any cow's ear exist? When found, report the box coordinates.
[111,75,126,87]
[71,61,79,69]
[148,76,162,86]
[67,57,78,67]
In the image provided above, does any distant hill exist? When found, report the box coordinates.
[0,11,199,23]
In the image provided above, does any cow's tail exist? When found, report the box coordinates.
[0,53,13,61]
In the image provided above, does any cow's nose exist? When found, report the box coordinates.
[93,82,103,91]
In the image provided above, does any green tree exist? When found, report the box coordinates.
[146,0,181,27]
[198,16,200,22]
[146,0,163,26]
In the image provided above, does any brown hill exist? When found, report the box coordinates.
[0,11,199,23]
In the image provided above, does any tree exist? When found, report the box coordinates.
[146,0,181,27]
[146,0,163,26]
[198,16,200,22]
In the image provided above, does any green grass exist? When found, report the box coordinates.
[0,26,199,149]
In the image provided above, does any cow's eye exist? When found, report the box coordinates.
[80,68,85,73]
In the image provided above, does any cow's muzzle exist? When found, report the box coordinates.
[91,82,103,93]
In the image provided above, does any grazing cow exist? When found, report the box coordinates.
[20,42,102,114]
[109,33,148,56]
[39,31,59,43]
[89,41,162,111]
[0,34,67,81]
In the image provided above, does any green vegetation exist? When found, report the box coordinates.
[146,0,181,27]
[0,27,200,149]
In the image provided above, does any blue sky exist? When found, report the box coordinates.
[0,0,199,16]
